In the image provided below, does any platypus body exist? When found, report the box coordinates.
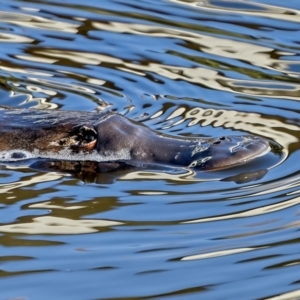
[0,107,270,172]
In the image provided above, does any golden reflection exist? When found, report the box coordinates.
[183,195,300,224]
[0,11,78,33]
[19,6,40,12]
[0,173,63,194]
[230,174,300,199]
[150,110,164,119]
[29,77,96,94]
[0,216,123,234]
[157,106,298,149]
[221,79,300,99]
[26,85,57,96]
[89,20,300,98]
[271,61,300,76]
[24,97,58,109]
[34,29,300,101]
[86,78,106,86]
[137,191,167,195]
[0,65,52,77]
[169,0,300,23]
[16,55,58,64]
[181,247,263,260]
[5,90,58,109]
[0,33,33,43]
[265,289,300,300]
[166,107,186,120]
[119,169,207,182]
[92,20,272,65]
[35,50,123,65]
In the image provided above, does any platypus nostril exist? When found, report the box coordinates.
[191,135,271,170]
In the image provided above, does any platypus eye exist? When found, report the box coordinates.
[64,125,98,151]
[78,126,97,143]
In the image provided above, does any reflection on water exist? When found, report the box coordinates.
[0,216,123,234]
[1,0,300,299]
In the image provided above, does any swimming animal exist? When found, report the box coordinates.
[0,107,270,171]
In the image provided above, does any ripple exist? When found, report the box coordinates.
[0,32,33,43]
[0,216,123,234]
[0,0,300,299]
[0,10,79,33]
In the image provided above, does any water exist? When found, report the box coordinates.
[0,0,300,299]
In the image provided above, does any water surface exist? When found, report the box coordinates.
[1,0,300,299]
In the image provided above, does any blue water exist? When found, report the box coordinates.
[0,0,300,299]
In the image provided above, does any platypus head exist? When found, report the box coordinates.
[188,135,270,171]
[61,114,271,171]
[50,113,271,171]
[0,109,272,172]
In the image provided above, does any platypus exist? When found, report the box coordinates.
[0,107,270,171]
